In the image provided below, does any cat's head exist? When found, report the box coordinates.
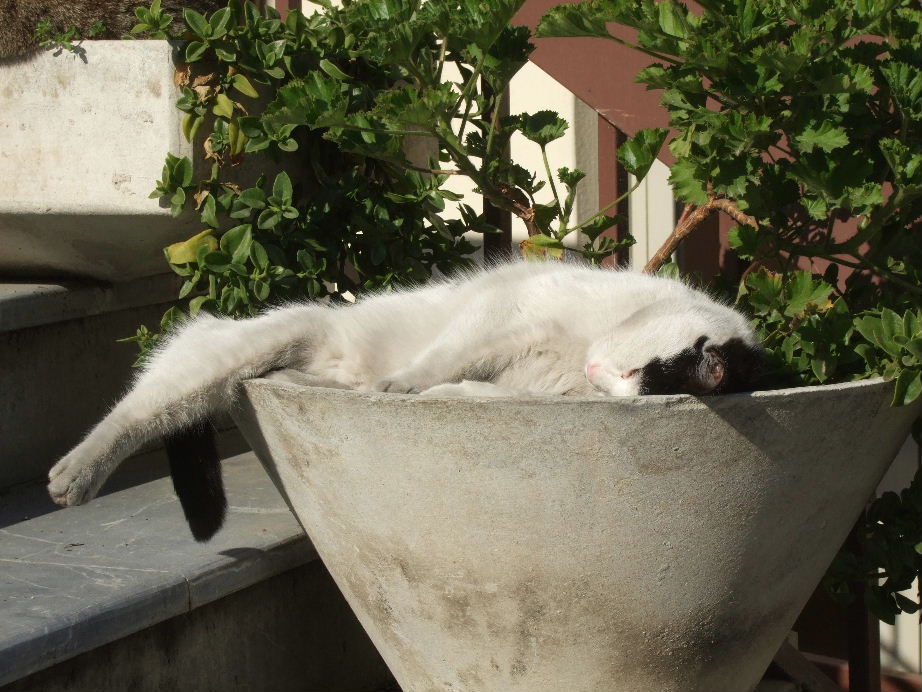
[584,306,764,396]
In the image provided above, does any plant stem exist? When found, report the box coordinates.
[568,176,644,235]
[434,36,448,84]
[541,145,564,230]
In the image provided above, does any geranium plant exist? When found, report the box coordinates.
[537,0,921,622]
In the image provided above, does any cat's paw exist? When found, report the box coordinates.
[47,454,105,506]
[372,377,423,394]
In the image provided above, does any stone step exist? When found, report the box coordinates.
[0,452,320,686]
[0,275,180,489]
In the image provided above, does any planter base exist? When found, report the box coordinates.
[234,378,918,692]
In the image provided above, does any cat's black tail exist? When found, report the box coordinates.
[164,420,226,542]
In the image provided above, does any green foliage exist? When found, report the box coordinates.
[824,466,922,626]
[131,0,175,38]
[130,0,668,359]
[539,0,922,621]
[34,17,107,57]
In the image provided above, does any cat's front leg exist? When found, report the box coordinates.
[372,368,441,394]
[48,416,135,505]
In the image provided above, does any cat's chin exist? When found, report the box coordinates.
[585,363,642,396]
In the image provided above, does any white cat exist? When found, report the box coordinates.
[47,260,762,539]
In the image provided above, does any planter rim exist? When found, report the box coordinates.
[243,375,891,409]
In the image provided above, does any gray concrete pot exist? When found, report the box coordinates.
[233,378,919,692]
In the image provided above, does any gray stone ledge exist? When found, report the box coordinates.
[0,452,314,686]
[0,273,180,333]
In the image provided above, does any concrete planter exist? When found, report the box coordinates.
[233,378,919,692]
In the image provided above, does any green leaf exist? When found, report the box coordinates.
[580,214,621,241]
[209,7,232,38]
[618,128,669,181]
[250,242,269,270]
[252,279,271,301]
[743,271,783,315]
[272,171,293,203]
[795,122,849,154]
[188,295,210,317]
[182,113,205,143]
[183,8,211,38]
[535,3,614,39]
[727,224,761,259]
[185,40,208,63]
[165,230,217,265]
[892,368,922,406]
[202,250,232,273]
[785,272,833,317]
[319,58,351,81]
[231,74,259,98]
[220,224,253,265]
[170,187,186,217]
[657,1,690,38]
[238,187,266,210]
[212,93,235,119]
[558,166,587,188]
[519,111,569,146]
[257,209,282,230]
[669,158,708,205]
[201,195,219,228]
[175,157,193,187]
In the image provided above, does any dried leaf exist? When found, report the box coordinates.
[192,72,219,88]
[173,63,192,88]
[203,137,217,160]
[193,189,210,210]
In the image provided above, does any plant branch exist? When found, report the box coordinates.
[568,176,645,236]
[644,195,758,274]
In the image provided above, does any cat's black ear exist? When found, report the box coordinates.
[689,348,726,394]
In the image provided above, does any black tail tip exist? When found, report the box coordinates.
[165,420,227,542]
[188,501,227,542]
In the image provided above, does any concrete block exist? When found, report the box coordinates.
[234,378,920,692]
[0,42,195,280]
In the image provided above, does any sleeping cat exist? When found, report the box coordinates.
[47,260,763,540]
[0,0,226,59]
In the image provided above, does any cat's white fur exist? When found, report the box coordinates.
[48,260,757,506]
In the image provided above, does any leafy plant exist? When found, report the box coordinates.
[128,0,668,357]
[34,17,107,57]
[537,0,921,620]
[130,0,177,39]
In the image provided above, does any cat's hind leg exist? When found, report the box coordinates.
[48,305,322,507]
[262,369,353,389]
